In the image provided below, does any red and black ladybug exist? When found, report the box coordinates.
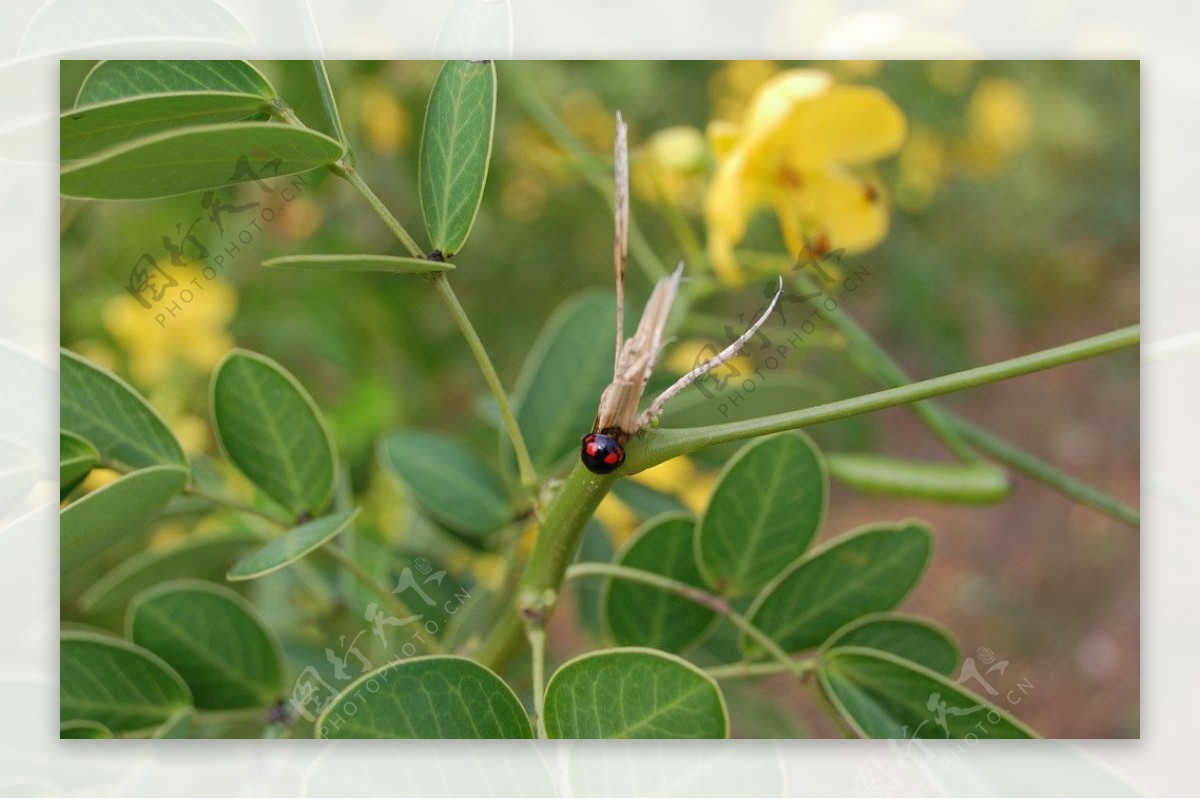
[580,432,625,474]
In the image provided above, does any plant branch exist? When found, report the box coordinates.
[623,325,1140,473]
[526,624,547,737]
[183,484,290,526]
[337,166,539,492]
[706,659,815,680]
[309,60,350,153]
[564,562,807,679]
[954,418,1140,526]
[432,273,539,491]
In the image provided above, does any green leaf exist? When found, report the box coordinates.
[696,432,827,596]
[79,532,260,616]
[76,60,275,106]
[59,431,98,499]
[378,431,512,539]
[211,349,336,518]
[745,522,933,654]
[823,613,959,676]
[60,720,113,739]
[60,465,189,573]
[818,647,1036,738]
[419,59,497,255]
[826,453,1010,504]
[509,292,615,476]
[603,513,716,652]
[316,656,531,738]
[262,254,454,274]
[226,508,359,581]
[544,648,728,739]
[62,92,273,161]
[128,580,284,709]
[60,631,192,733]
[60,122,345,201]
[60,348,187,471]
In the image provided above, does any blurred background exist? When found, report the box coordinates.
[59,60,1139,738]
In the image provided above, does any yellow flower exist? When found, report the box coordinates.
[705,69,906,285]
[963,77,1032,175]
[102,262,237,385]
[359,81,410,155]
[633,125,708,213]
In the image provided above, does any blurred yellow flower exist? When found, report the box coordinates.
[705,69,906,285]
[102,262,237,385]
[709,60,780,122]
[633,125,708,213]
[630,457,714,515]
[895,124,948,212]
[359,81,410,155]
[594,493,639,546]
[964,77,1032,175]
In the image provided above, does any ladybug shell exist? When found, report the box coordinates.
[580,433,625,474]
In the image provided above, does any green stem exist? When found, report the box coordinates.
[476,325,1139,671]
[706,659,815,680]
[954,418,1140,526]
[183,484,290,526]
[309,60,350,152]
[624,325,1140,472]
[336,164,425,258]
[317,544,443,655]
[337,166,539,491]
[433,273,539,491]
[564,562,807,678]
[784,263,979,462]
[527,624,547,737]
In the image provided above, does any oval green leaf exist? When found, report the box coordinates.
[316,656,531,739]
[211,349,336,518]
[60,348,187,471]
[80,532,260,615]
[226,508,359,581]
[128,580,284,709]
[509,292,615,476]
[60,631,192,733]
[378,430,512,539]
[59,431,98,499]
[603,513,716,652]
[823,613,959,676]
[419,59,497,255]
[61,122,344,201]
[744,522,933,654]
[696,432,827,596]
[60,720,114,739]
[262,254,454,274]
[77,60,275,106]
[62,92,273,161]
[826,453,1010,504]
[61,465,189,573]
[818,647,1036,738]
[543,648,728,739]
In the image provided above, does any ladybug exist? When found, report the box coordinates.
[581,432,625,474]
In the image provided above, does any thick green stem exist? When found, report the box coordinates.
[337,166,539,491]
[624,325,1139,472]
[706,658,816,681]
[565,562,807,679]
[475,462,616,669]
